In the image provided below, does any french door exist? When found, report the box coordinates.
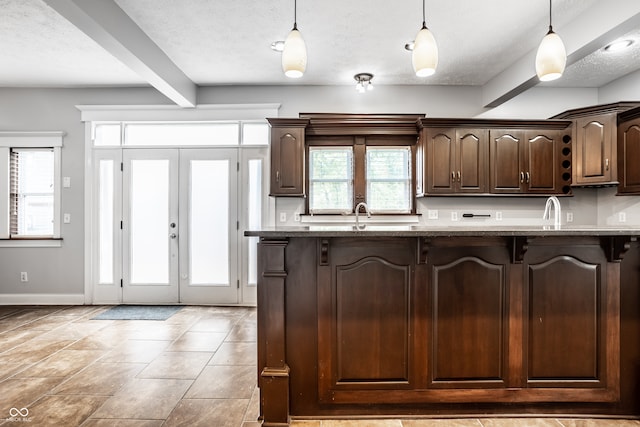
[92,146,266,305]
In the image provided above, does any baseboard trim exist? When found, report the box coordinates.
[0,294,85,305]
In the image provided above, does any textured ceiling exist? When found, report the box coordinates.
[0,0,638,98]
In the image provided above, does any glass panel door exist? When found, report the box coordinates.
[122,149,179,303]
[179,149,239,304]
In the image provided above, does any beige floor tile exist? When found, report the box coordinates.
[163,398,249,427]
[185,365,256,399]
[0,329,42,352]
[209,341,257,366]
[99,340,171,364]
[188,316,239,332]
[243,384,261,423]
[91,378,192,420]
[137,351,212,379]
[0,339,74,364]
[53,362,146,395]
[225,325,257,342]
[81,420,164,427]
[480,419,563,427]
[167,331,227,352]
[24,394,107,426]
[14,349,105,378]
[403,420,483,427]
[322,420,403,427]
[0,362,26,381]
[0,377,64,415]
[558,420,640,427]
[290,421,321,427]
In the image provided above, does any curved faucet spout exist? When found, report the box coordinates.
[543,196,562,229]
[355,202,371,229]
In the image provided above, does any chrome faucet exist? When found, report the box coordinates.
[542,196,562,229]
[355,202,371,229]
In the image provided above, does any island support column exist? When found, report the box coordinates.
[257,239,290,426]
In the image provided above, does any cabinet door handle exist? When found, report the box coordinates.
[451,171,455,182]
[525,172,530,183]
[520,172,525,183]
[456,171,461,182]
[276,171,280,182]
[605,158,610,171]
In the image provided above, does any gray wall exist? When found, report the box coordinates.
[0,82,638,302]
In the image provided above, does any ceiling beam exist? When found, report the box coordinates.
[44,0,197,108]
[482,0,640,108]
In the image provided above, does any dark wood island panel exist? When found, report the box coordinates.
[248,230,640,426]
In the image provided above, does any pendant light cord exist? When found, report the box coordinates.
[548,0,553,31]
[293,0,298,30]
[422,0,426,29]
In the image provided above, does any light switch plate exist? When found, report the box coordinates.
[63,213,71,223]
[63,177,71,188]
[427,210,438,220]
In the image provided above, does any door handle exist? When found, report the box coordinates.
[525,172,530,183]
[456,171,461,182]
[605,158,610,171]
[169,233,177,239]
[520,172,525,183]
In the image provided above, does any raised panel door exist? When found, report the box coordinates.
[525,131,557,193]
[457,129,488,193]
[618,119,640,194]
[426,129,455,194]
[574,115,616,185]
[490,130,524,193]
[270,126,305,196]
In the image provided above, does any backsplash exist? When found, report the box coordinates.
[272,187,640,228]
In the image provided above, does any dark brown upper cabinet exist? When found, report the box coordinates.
[490,128,571,195]
[267,118,309,197]
[418,119,572,196]
[552,102,640,187]
[423,128,488,194]
[617,111,640,195]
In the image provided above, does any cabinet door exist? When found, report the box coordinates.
[617,118,640,194]
[574,115,616,185]
[457,129,488,193]
[524,130,558,194]
[270,127,305,196]
[426,128,456,194]
[490,130,524,193]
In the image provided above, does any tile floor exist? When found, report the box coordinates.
[0,305,638,427]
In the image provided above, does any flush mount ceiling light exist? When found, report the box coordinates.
[411,0,438,77]
[535,0,566,82]
[281,0,307,78]
[354,73,374,93]
[604,39,634,52]
[271,41,285,52]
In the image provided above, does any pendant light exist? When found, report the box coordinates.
[535,0,566,82]
[281,0,307,78]
[412,0,438,77]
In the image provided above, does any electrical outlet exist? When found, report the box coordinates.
[294,212,300,222]
[566,212,573,223]
[496,211,503,221]
[279,212,287,223]
[20,272,28,282]
[451,212,458,221]
[619,212,626,223]
[427,210,438,220]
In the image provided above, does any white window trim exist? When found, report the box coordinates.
[0,131,64,244]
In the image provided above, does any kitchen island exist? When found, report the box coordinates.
[245,226,640,426]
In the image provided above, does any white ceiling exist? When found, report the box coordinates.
[1,0,639,107]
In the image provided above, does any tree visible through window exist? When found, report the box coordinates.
[308,145,412,214]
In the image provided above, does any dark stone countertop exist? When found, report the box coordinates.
[244,225,640,238]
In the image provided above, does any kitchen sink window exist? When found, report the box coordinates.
[308,145,412,214]
[309,147,354,214]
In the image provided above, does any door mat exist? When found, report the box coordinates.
[91,305,183,321]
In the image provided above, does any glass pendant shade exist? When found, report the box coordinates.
[412,25,438,77]
[535,29,566,82]
[282,27,307,78]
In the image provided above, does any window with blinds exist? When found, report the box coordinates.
[9,148,55,237]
